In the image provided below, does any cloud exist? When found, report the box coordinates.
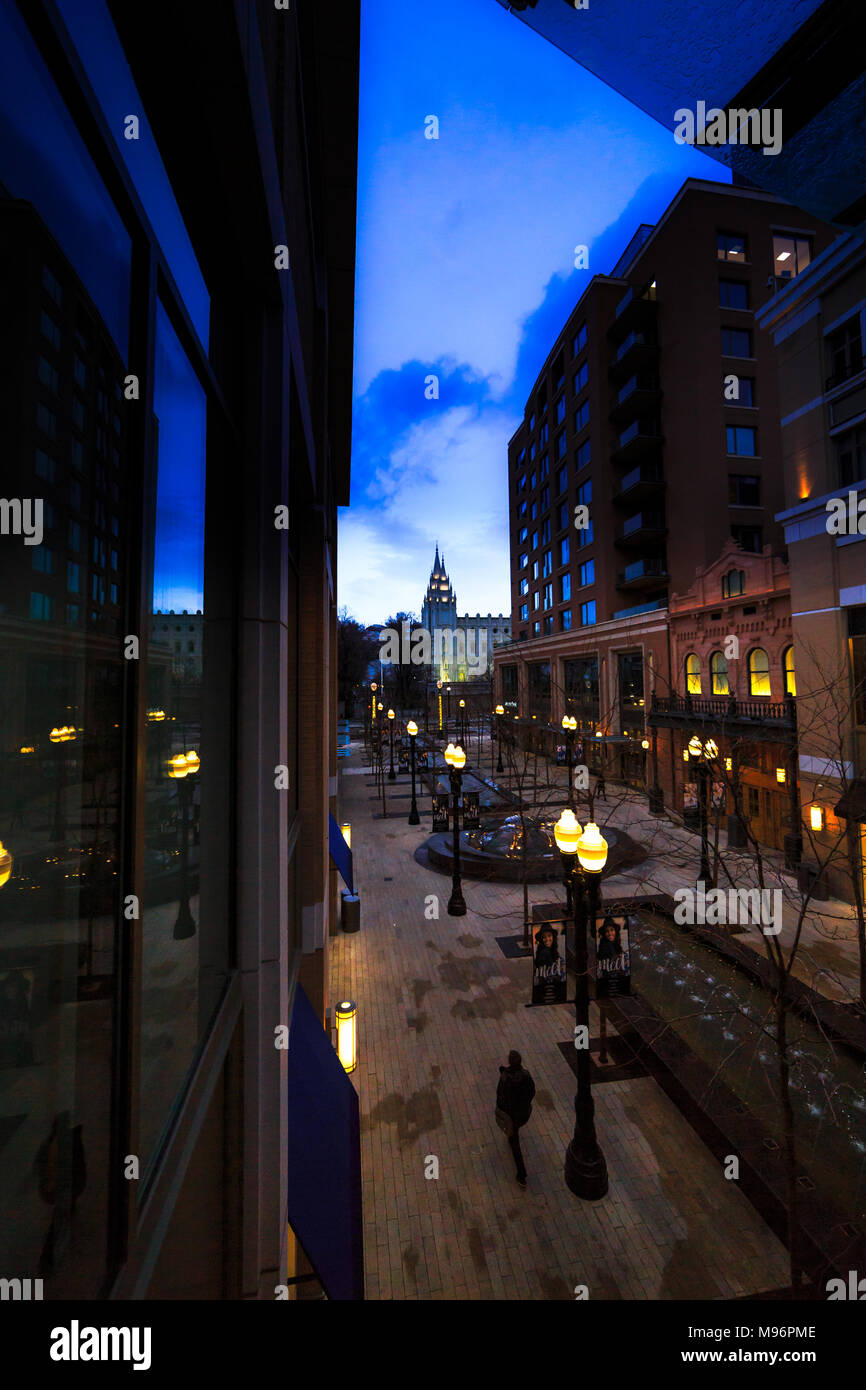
[340,403,516,624]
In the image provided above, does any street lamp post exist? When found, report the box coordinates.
[371,681,377,724]
[562,714,577,813]
[495,704,505,774]
[407,720,420,825]
[554,809,609,1201]
[458,698,466,754]
[444,741,467,917]
[169,749,200,939]
[688,735,717,889]
[387,708,396,781]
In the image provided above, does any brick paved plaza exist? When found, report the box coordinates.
[327,735,863,1301]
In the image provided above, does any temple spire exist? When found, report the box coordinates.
[433,541,441,575]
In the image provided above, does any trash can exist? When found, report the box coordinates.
[341,892,361,933]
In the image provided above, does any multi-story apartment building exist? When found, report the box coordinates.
[757,232,866,904]
[496,178,835,808]
[0,0,360,1302]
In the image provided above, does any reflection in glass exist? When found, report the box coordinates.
[140,302,207,1172]
[0,0,130,1294]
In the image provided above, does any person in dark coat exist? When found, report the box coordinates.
[496,1049,536,1187]
[595,773,606,800]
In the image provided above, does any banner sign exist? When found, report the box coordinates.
[532,921,567,1005]
[431,795,450,832]
[595,912,631,996]
[556,743,567,766]
[462,791,480,829]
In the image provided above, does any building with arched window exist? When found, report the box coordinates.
[650,539,797,853]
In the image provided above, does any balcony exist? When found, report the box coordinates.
[825,355,866,392]
[612,460,665,505]
[611,416,663,465]
[609,374,662,426]
[614,512,667,548]
[616,557,669,590]
[648,692,797,744]
[613,598,667,619]
[609,281,658,338]
[608,330,659,382]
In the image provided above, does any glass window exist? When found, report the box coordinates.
[727,426,757,456]
[573,361,588,395]
[532,560,539,581]
[35,448,56,482]
[573,323,587,356]
[561,573,571,601]
[556,432,567,460]
[556,396,566,425]
[531,530,538,551]
[826,316,864,389]
[55,0,210,349]
[519,553,528,570]
[717,231,747,262]
[580,600,596,626]
[574,401,590,432]
[772,234,811,281]
[579,559,594,587]
[560,536,570,566]
[140,300,220,1173]
[38,355,59,394]
[557,464,568,496]
[540,421,549,445]
[543,583,553,610]
[724,376,755,406]
[577,479,592,507]
[722,328,752,358]
[577,520,594,548]
[576,439,591,470]
[533,591,540,610]
[731,524,762,552]
[748,647,771,696]
[520,603,528,621]
[543,615,553,635]
[558,501,568,532]
[519,578,529,596]
[541,518,551,544]
[835,423,866,488]
[719,279,749,309]
[729,474,760,505]
[561,609,572,631]
[722,568,746,598]
[710,651,729,695]
[542,550,552,578]
[783,646,796,696]
[685,652,701,694]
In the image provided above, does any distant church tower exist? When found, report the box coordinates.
[421,544,458,679]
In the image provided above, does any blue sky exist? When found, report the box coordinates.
[339,0,729,626]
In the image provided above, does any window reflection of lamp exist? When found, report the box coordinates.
[0,841,12,888]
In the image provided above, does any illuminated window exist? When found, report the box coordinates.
[783,645,796,696]
[710,651,729,695]
[685,652,701,694]
[748,647,771,697]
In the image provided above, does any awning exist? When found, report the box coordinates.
[286,985,363,1300]
[834,780,866,823]
[328,812,354,892]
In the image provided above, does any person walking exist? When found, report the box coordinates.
[496,1049,536,1188]
[595,772,607,801]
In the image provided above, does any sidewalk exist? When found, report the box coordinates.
[332,743,791,1300]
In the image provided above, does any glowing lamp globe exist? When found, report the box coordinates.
[184,750,200,775]
[554,808,581,856]
[688,735,702,759]
[451,745,466,770]
[444,742,456,766]
[387,708,395,721]
[704,739,719,759]
[168,754,189,779]
[495,704,504,716]
[577,822,608,874]
[407,720,418,737]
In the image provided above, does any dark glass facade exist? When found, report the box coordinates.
[0,0,358,1300]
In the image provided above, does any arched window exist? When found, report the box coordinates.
[748,647,771,697]
[722,569,745,599]
[710,651,729,695]
[685,652,701,694]
[783,645,796,696]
